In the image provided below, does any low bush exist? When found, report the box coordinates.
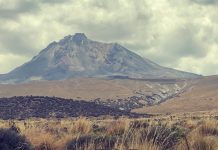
[140,124,185,150]
[0,128,32,150]
[130,120,149,129]
[198,121,218,136]
[192,138,215,150]
[71,118,92,134]
[106,119,128,136]
[67,135,117,150]
[35,142,56,150]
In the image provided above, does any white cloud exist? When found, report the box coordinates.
[0,0,218,75]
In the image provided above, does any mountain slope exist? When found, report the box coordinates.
[0,33,199,83]
[133,76,218,114]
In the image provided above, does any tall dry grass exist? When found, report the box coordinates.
[0,114,218,150]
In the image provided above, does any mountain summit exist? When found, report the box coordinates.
[72,33,88,43]
[0,33,200,83]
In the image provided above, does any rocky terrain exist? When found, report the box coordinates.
[0,33,199,84]
[0,96,145,119]
[134,75,218,114]
[0,78,191,111]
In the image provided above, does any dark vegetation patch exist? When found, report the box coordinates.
[0,96,147,120]
[0,128,32,150]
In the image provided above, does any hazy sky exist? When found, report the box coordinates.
[0,0,217,75]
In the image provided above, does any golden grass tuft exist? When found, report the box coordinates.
[71,117,92,135]
[22,127,57,148]
[106,118,129,136]
[0,113,218,149]
[198,120,218,136]
[177,134,218,150]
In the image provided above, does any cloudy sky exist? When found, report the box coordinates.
[0,0,217,75]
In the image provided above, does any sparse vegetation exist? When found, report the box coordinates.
[0,112,218,149]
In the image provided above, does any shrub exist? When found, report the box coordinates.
[140,124,184,150]
[192,137,216,150]
[198,121,218,136]
[130,120,149,129]
[71,118,92,134]
[9,122,20,133]
[35,142,56,150]
[67,136,91,150]
[22,127,57,149]
[176,132,218,150]
[94,135,117,149]
[66,135,117,150]
[129,141,160,150]
[0,128,32,150]
[106,119,129,136]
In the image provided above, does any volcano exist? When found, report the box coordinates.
[0,33,200,84]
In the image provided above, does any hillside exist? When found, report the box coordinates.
[0,78,190,111]
[0,96,145,119]
[133,76,218,114]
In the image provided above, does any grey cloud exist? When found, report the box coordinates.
[40,0,71,5]
[0,0,71,20]
[0,29,37,56]
[0,1,39,19]
[59,0,151,42]
[0,0,218,75]
[191,0,218,5]
[78,23,135,42]
[89,0,121,10]
[162,27,206,58]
